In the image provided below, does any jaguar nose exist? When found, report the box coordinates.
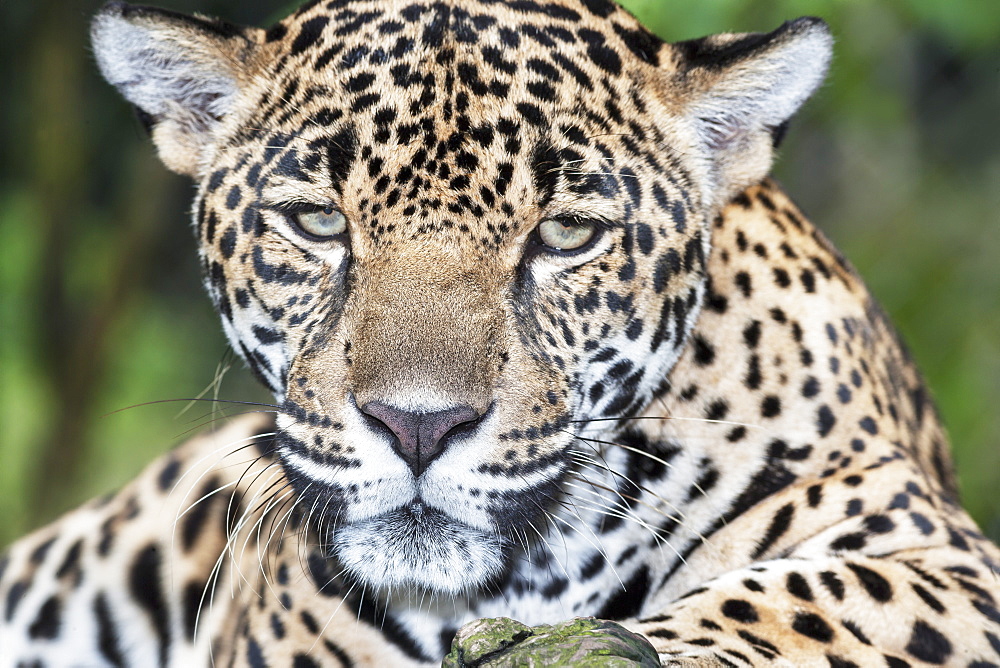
[360,401,482,476]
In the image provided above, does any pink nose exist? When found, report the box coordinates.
[360,401,482,476]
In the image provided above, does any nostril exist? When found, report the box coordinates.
[360,401,482,476]
[417,405,480,450]
[360,401,418,448]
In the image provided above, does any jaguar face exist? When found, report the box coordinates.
[218,22,709,594]
[92,0,829,594]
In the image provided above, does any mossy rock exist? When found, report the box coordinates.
[443,616,660,667]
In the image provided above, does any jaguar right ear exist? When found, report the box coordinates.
[663,18,833,207]
[91,2,263,177]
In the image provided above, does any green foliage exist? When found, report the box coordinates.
[0,0,997,548]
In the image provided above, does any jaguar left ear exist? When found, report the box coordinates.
[91,2,263,176]
[666,18,832,206]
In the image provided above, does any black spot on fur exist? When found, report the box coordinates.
[291,16,330,56]
[265,23,287,42]
[840,619,871,646]
[674,26,779,72]
[611,21,661,65]
[219,226,237,259]
[530,140,560,206]
[27,595,62,639]
[863,514,894,534]
[905,620,952,664]
[792,612,834,642]
[55,540,83,582]
[129,544,170,666]
[94,593,126,667]
[29,537,55,565]
[4,581,27,622]
[325,124,359,191]
[817,404,836,437]
[911,583,946,614]
[735,271,752,297]
[247,637,267,668]
[806,484,823,507]
[761,395,781,418]
[596,565,650,619]
[580,0,616,18]
[847,563,893,602]
[182,477,219,552]
[157,457,181,491]
[294,654,321,668]
[786,572,814,601]
[721,599,759,623]
[736,629,780,659]
[830,532,866,551]
[578,28,622,74]
[580,552,605,580]
[692,334,715,366]
[182,579,209,639]
[820,571,845,600]
[751,503,794,558]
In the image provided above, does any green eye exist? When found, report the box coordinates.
[537,218,598,251]
[293,206,347,239]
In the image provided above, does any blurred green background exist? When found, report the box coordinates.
[1,0,998,548]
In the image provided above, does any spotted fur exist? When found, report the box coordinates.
[2,1,999,666]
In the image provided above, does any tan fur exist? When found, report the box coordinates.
[3,2,997,666]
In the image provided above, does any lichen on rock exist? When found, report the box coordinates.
[443,616,660,667]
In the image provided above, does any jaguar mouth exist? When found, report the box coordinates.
[333,501,506,595]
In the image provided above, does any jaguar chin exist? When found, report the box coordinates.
[334,502,506,595]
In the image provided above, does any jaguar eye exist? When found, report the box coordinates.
[537,217,598,252]
[292,206,347,239]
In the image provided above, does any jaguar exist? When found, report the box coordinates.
[3,0,999,665]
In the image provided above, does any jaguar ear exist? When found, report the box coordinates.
[667,18,832,205]
[91,2,262,176]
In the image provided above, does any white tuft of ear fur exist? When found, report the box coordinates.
[91,2,256,176]
[671,18,833,205]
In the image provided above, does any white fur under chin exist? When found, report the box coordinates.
[333,504,504,596]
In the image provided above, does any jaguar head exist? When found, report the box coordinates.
[92,0,830,595]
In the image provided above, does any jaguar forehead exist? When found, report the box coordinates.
[236,7,670,146]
